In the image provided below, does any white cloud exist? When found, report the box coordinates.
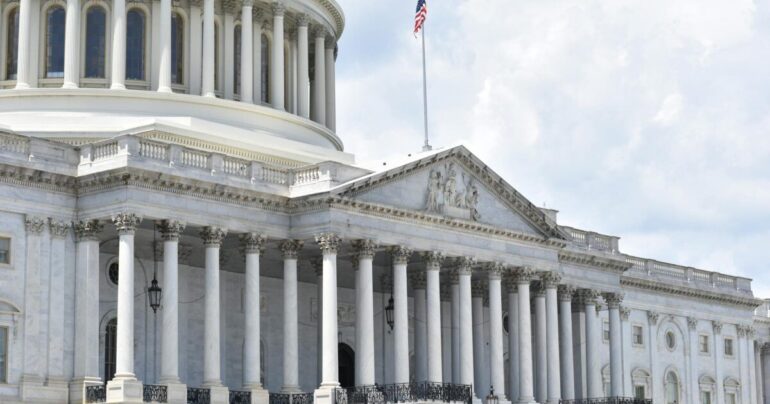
[335,0,770,294]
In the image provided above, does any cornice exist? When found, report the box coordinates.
[620,276,763,309]
[558,250,632,274]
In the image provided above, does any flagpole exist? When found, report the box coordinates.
[421,23,431,152]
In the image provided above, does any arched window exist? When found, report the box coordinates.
[233,25,241,95]
[260,34,268,103]
[665,371,679,404]
[104,318,117,382]
[45,6,66,78]
[171,12,184,84]
[5,7,19,80]
[84,6,106,78]
[125,9,145,80]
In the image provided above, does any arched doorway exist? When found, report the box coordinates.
[338,343,355,388]
[104,318,117,382]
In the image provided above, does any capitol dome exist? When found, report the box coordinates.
[0,0,348,166]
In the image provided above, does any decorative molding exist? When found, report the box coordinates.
[279,239,303,259]
[315,232,341,254]
[200,226,227,247]
[24,216,46,234]
[112,212,142,235]
[239,232,267,254]
[158,220,186,241]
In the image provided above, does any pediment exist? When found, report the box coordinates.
[333,146,566,239]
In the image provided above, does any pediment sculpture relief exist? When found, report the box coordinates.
[426,162,481,221]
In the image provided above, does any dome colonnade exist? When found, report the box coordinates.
[0,0,340,131]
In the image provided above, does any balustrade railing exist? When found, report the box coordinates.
[560,398,652,404]
[230,390,252,404]
[143,384,168,402]
[85,384,106,403]
[337,383,472,404]
[188,387,212,404]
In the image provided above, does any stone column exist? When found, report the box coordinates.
[201,0,215,96]
[201,227,228,402]
[762,343,770,404]
[15,0,32,88]
[353,240,376,386]
[581,289,601,399]
[412,270,428,382]
[242,233,269,404]
[69,220,103,403]
[106,213,143,402]
[157,0,172,92]
[270,2,286,109]
[390,246,412,384]
[451,271,461,384]
[457,258,477,398]
[46,220,70,393]
[423,252,444,383]
[487,264,507,403]
[297,15,310,118]
[312,28,326,125]
[604,292,624,398]
[505,277,519,402]
[543,273,561,404]
[159,221,187,403]
[63,0,81,88]
[111,0,127,89]
[511,267,536,404]
[472,280,487,397]
[533,282,547,403]
[19,217,45,399]
[325,42,336,131]
[280,240,303,392]
[240,0,254,103]
[314,233,342,404]
[558,285,576,401]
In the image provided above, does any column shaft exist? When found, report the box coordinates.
[63,0,81,88]
[111,0,127,89]
[392,247,411,384]
[297,18,310,118]
[312,31,326,125]
[353,240,376,386]
[533,292,546,403]
[201,0,215,96]
[15,0,31,88]
[240,2,254,103]
[558,287,575,400]
[488,268,506,400]
[324,45,336,131]
[270,4,285,109]
[545,284,561,404]
[426,260,442,382]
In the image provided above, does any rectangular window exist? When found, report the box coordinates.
[633,325,644,346]
[724,338,734,357]
[699,335,710,353]
[0,237,9,264]
[603,321,610,342]
[701,391,712,404]
[634,385,645,400]
[0,327,7,383]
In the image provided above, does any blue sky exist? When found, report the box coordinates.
[334,0,770,297]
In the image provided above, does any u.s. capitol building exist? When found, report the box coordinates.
[0,0,767,403]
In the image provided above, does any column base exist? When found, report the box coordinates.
[106,377,144,403]
[207,385,229,404]
[69,377,104,403]
[162,381,188,404]
[249,387,270,404]
[314,385,340,404]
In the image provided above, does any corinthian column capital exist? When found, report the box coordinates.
[112,213,143,235]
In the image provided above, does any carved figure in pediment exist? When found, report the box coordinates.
[427,169,442,213]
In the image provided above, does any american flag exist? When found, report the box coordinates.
[414,0,428,35]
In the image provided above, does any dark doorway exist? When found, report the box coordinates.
[104,318,117,382]
[338,343,355,388]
